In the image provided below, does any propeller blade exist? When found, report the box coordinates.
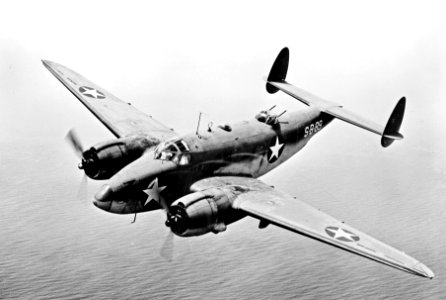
[159,230,174,261]
[65,129,84,158]
[77,174,88,202]
[159,196,170,214]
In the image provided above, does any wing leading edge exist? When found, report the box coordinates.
[191,176,434,279]
[42,60,178,140]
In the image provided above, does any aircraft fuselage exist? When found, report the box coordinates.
[93,107,334,215]
[184,107,334,179]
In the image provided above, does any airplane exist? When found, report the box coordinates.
[42,47,434,279]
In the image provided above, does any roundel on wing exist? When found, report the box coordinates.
[325,226,360,242]
[267,135,285,163]
[79,86,105,99]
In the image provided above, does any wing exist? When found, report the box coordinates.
[42,60,178,140]
[191,176,434,279]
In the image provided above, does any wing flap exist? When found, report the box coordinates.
[42,60,177,140]
[191,176,434,279]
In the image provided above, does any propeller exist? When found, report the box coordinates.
[159,196,176,261]
[159,195,170,214]
[65,129,89,202]
[76,174,88,202]
[159,230,174,261]
[65,128,84,158]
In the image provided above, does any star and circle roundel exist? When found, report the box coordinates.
[267,135,285,163]
[79,86,105,99]
[325,226,360,242]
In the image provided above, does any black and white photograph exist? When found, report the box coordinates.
[1,1,445,299]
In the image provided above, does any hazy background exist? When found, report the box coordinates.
[1,1,445,299]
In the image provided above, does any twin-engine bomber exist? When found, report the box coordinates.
[43,47,434,279]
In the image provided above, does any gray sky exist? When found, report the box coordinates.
[0,0,445,155]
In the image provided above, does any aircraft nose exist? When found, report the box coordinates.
[95,184,112,202]
[93,184,113,211]
[93,198,112,211]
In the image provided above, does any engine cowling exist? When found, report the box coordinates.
[166,188,244,237]
[80,136,154,179]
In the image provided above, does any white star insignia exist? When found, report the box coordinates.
[143,178,167,206]
[326,227,357,242]
[80,87,104,99]
[269,136,284,162]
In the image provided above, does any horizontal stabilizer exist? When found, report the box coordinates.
[265,47,405,147]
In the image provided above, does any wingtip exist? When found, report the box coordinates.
[422,266,435,279]
[41,59,60,68]
[414,262,435,279]
[41,59,52,68]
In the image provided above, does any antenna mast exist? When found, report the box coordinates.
[195,112,202,136]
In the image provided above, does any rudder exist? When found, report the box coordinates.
[266,47,289,94]
[381,97,406,147]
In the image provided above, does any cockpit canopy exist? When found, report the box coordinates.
[154,139,191,165]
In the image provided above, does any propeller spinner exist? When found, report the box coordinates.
[65,129,98,177]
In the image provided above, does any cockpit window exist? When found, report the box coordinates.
[166,144,177,152]
[177,141,187,152]
[154,139,191,165]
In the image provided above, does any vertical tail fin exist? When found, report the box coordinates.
[381,97,405,147]
[266,47,289,94]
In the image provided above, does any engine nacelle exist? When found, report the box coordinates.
[166,188,240,237]
[81,136,154,179]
